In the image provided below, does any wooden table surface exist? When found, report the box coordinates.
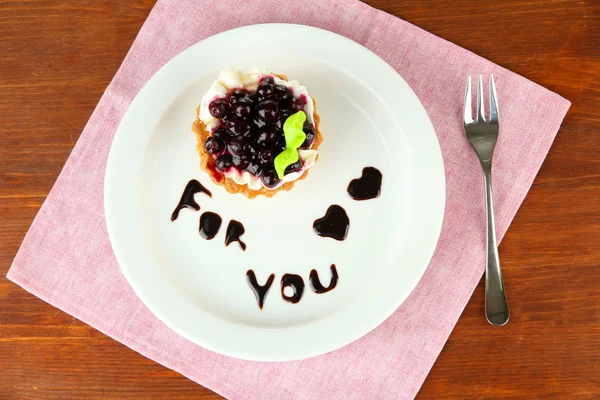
[1,0,598,399]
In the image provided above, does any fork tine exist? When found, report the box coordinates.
[464,75,473,124]
[477,75,486,122]
[489,74,499,123]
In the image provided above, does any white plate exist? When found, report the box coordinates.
[105,24,445,361]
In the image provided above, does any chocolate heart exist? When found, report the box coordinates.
[313,205,349,241]
[347,167,382,200]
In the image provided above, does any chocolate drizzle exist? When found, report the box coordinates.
[309,265,339,294]
[171,179,212,221]
[225,220,246,251]
[246,270,275,310]
[347,167,382,201]
[199,212,222,240]
[313,205,349,241]
[281,274,305,304]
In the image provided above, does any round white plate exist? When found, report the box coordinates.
[105,24,445,361]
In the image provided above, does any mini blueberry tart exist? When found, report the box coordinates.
[192,67,323,198]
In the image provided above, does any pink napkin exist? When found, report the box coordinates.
[8,0,570,398]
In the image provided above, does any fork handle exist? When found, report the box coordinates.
[482,165,510,326]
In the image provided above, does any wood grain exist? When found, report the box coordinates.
[1,0,598,399]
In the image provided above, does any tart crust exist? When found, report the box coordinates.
[192,76,323,199]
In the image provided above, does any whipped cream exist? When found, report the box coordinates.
[199,67,318,190]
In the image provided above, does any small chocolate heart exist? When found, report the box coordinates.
[313,205,349,241]
[347,167,382,201]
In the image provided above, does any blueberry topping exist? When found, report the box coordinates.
[203,78,315,183]
[232,151,251,170]
[215,153,233,172]
[204,136,224,155]
[253,115,267,129]
[209,99,227,118]
[258,149,276,165]
[243,141,258,155]
[274,84,292,102]
[228,118,252,137]
[300,121,316,149]
[257,99,279,122]
[280,109,293,122]
[247,92,258,105]
[285,159,303,174]
[228,89,246,105]
[256,127,279,146]
[272,118,283,131]
[227,138,247,154]
[275,135,287,150]
[212,127,231,144]
[245,160,263,176]
[234,97,253,118]
[261,167,281,188]
[221,113,237,129]
[257,79,275,100]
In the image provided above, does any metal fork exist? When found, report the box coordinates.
[463,75,510,326]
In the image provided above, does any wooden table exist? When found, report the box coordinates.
[1,1,598,398]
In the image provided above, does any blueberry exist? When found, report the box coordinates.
[300,121,316,149]
[274,84,292,102]
[227,138,246,154]
[228,89,246,105]
[221,113,236,129]
[253,115,267,129]
[257,80,275,100]
[212,127,231,143]
[215,154,233,172]
[204,136,224,155]
[247,92,259,105]
[285,158,303,174]
[275,135,287,150]
[257,149,275,165]
[280,109,293,122]
[208,99,227,118]
[245,160,263,176]
[256,126,278,146]
[232,151,251,170]
[273,118,283,131]
[234,97,253,118]
[261,167,281,188]
[228,118,252,137]
[257,100,279,122]
[243,141,258,155]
